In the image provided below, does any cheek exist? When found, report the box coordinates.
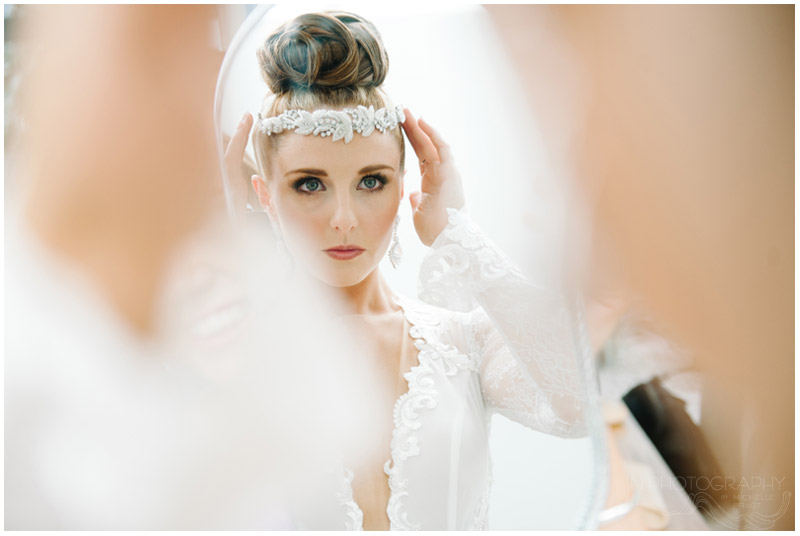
[271,194,329,247]
[357,183,402,242]
[365,198,398,242]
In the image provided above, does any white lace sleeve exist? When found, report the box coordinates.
[418,208,588,438]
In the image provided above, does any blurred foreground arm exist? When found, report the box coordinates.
[17,5,224,336]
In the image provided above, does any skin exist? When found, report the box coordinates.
[225,108,466,310]
[225,107,465,529]
[19,5,222,336]
[257,129,405,291]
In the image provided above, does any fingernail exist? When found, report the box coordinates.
[240,112,250,125]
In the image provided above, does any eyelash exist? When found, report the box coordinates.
[358,173,388,192]
[292,173,388,195]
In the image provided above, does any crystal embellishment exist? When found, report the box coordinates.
[389,240,403,269]
[388,214,402,268]
[257,105,405,144]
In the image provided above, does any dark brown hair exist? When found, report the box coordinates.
[252,11,405,178]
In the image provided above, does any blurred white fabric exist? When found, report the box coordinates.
[5,211,378,529]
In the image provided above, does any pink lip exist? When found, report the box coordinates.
[324,246,365,260]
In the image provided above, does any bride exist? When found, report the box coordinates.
[224,11,588,530]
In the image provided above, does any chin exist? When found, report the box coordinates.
[313,268,373,289]
[306,255,378,288]
[288,245,383,288]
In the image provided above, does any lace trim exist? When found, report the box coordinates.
[419,208,528,313]
[336,466,364,531]
[471,483,492,530]
[338,296,481,530]
[470,421,494,530]
[383,295,438,530]
[403,298,479,376]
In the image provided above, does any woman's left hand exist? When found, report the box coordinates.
[402,109,466,246]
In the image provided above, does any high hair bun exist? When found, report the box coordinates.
[258,12,390,95]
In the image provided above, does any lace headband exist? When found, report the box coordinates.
[256,105,405,144]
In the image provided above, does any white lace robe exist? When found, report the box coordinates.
[329,209,589,530]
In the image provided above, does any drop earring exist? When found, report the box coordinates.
[388,214,403,269]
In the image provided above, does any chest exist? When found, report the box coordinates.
[344,313,416,400]
[335,303,491,530]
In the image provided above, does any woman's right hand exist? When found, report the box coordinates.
[223,112,254,214]
[401,109,466,247]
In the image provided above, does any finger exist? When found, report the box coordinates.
[401,109,431,160]
[401,108,422,155]
[224,112,253,163]
[402,108,438,164]
[417,118,453,163]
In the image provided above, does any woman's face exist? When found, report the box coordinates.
[258,130,404,288]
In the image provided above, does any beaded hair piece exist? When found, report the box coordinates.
[257,105,405,144]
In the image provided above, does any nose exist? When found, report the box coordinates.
[330,194,358,234]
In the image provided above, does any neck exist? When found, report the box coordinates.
[328,269,397,316]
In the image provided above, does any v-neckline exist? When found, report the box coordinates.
[393,312,412,404]
[344,294,431,531]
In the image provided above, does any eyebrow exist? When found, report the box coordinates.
[285,164,395,177]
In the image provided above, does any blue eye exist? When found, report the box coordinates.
[359,174,387,191]
[304,180,321,191]
[294,178,325,194]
